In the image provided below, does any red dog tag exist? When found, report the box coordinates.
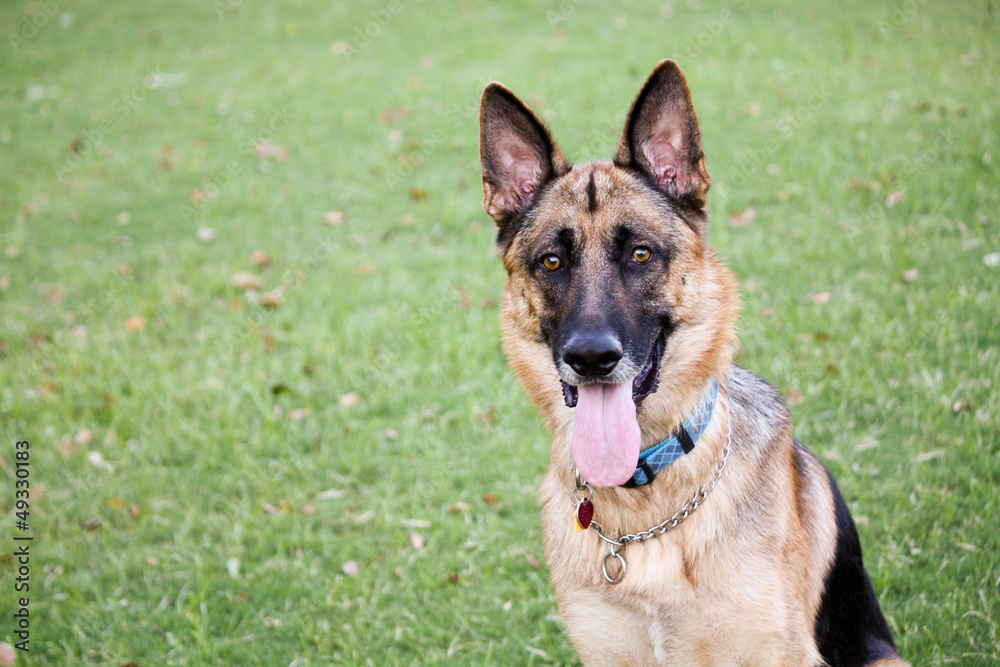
[575,498,594,531]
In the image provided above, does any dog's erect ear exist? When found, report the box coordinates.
[479,83,567,236]
[615,60,711,213]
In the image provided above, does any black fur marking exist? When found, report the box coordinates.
[587,171,597,214]
[813,461,898,667]
[557,227,576,254]
[610,224,632,263]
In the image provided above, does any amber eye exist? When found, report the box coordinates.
[541,254,562,271]
[632,246,652,264]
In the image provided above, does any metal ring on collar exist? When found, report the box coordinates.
[602,550,626,584]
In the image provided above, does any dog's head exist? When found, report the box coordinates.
[479,60,735,487]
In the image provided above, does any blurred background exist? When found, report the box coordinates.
[0,0,997,664]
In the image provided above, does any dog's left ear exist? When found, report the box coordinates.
[480,82,567,244]
[615,60,712,217]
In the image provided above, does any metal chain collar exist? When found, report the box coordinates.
[570,399,733,584]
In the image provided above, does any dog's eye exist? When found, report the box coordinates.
[541,254,562,271]
[632,247,652,264]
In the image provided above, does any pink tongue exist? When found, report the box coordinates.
[570,381,640,487]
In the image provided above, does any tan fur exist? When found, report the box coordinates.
[481,61,908,667]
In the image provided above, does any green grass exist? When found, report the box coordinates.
[1,0,997,664]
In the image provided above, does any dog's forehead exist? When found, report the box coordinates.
[527,162,685,244]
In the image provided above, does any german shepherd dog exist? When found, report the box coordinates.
[478,60,908,666]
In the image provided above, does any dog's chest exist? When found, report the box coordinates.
[540,487,818,665]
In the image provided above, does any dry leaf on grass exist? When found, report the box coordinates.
[288,407,308,421]
[250,250,271,267]
[195,227,217,242]
[729,208,757,226]
[902,268,918,282]
[231,271,262,290]
[260,289,284,309]
[322,210,345,226]
[87,451,113,471]
[339,392,360,408]
[455,287,474,309]
[124,315,146,333]
[810,291,831,305]
[785,389,805,406]
[255,140,289,160]
[447,502,471,513]
[483,493,499,505]
[43,287,65,303]
[350,509,375,524]
[0,641,16,666]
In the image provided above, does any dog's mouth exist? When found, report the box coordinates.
[560,329,665,409]
[560,330,667,487]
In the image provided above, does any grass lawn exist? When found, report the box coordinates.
[1,0,998,664]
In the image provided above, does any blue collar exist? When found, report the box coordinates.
[623,379,720,488]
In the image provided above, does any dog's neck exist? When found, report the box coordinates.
[625,378,720,487]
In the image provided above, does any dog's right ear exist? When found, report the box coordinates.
[479,83,566,243]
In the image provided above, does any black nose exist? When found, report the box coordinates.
[563,331,623,377]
